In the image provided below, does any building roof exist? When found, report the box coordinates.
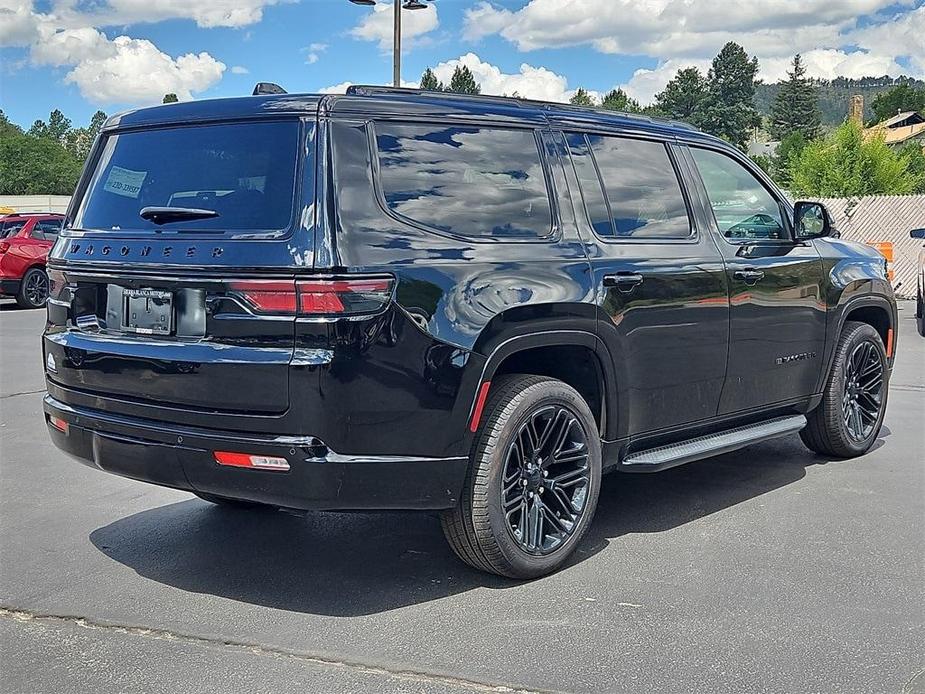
[864,110,925,146]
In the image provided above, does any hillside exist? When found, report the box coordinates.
[754,75,925,126]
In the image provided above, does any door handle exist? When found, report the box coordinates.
[603,272,644,292]
[734,269,765,285]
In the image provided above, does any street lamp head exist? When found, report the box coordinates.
[402,0,429,8]
[348,0,376,5]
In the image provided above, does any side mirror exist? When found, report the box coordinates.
[911,228,925,239]
[793,201,833,240]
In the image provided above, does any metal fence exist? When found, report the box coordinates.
[815,195,925,299]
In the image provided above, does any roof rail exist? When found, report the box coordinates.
[253,82,287,96]
[343,85,698,131]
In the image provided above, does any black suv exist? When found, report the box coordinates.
[43,87,896,578]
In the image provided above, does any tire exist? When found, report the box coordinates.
[16,267,49,309]
[800,321,889,458]
[193,491,277,510]
[441,375,602,579]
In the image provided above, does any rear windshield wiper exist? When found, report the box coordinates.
[139,206,219,225]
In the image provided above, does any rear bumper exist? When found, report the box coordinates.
[1,279,21,296]
[43,394,468,511]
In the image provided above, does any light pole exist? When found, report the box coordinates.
[349,0,432,88]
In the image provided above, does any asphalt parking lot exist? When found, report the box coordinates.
[1,299,923,694]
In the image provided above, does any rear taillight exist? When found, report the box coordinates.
[227,280,298,314]
[48,269,66,295]
[297,278,393,316]
[227,277,394,317]
[0,242,9,254]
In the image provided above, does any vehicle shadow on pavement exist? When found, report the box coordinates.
[89,431,888,617]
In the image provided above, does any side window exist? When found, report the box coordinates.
[587,135,692,239]
[691,148,786,241]
[374,123,552,239]
[37,220,62,239]
[565,133,615,237]
[1,222,25,238]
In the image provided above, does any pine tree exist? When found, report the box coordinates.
[447,66,481,95]
[420,68,443,92]
[700,42,761,150]
[655,67,708,126]
[569,87,595,106]
[769,55,821,141]
[870,84,925,123]
[600,88,641,113]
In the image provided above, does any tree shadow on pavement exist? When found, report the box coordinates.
[89,430,888,617]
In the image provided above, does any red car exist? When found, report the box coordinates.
[0,213,63,308]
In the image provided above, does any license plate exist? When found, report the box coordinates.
[122,289,173,335]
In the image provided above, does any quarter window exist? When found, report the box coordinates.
[375,123,552,239]
[586,135,692,239]
[691,148,786,240]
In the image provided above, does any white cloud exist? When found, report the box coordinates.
[0,0,39,47]
[30,26,224,103]
[305,42,327,65]
[464,0,925,98]
[349,1,438,51]
[432,53,580,103]
[231,65,249,74]
[6,3,228,105]
[86,0,283,29]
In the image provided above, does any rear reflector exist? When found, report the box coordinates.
[469,381,492,433]
[49,416,69,434]
[227,277,394,317]
[214,451,290,471]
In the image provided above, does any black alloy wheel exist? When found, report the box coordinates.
[441,374,602,579]
[501,404,592,555]
[842,340,885,442]
[801,321,889,458]
[17,268,49,309]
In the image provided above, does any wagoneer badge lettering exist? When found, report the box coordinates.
[68,243,224,259]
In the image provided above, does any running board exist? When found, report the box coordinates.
[620,415,807,472]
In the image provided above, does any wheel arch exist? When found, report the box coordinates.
[468,331,620,441]
[827,294,897,382]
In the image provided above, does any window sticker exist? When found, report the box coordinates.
[103,166,147,198]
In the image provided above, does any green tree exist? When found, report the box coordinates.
[789,120,924,196]
[600,88,641,112]
[769,54,821,140]
[700,42,761,149]
[0,118,82,195]
[28,109,72,143]
[162,93,179,104]
[447,66,480,95]
[419,68,443,92]
[655,67,708,126]
[897,142,925,193]
[772,131,808,189]
[870,84,925,123]
[569,87,596,106]
[63,110,108,162]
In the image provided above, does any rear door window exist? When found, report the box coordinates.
[1,221,25,238]
[374,123,552,239]
[74,121,302,234]
[585,135,692,239]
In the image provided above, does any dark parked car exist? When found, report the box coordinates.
[43,88,896,578]
[1,213,63,308]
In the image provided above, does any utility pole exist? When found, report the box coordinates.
[392,1,401,88]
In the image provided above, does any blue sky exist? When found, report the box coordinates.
[1,0,923,130]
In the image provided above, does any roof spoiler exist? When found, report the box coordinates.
[253,82,287,96]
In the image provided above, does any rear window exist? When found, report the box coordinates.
[74,121,302,233]
[374,123,552,239]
